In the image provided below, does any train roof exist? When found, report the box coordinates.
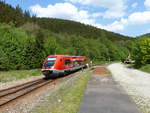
[47,54,85,58]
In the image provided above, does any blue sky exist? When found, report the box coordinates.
[3,0,150,37]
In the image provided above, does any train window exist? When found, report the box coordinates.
[44,60,55,68]
[65,59,70,65]
[43,57,56,68]
[48,57,56,61]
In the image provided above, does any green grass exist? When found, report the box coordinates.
[139,64,150,73]
[0,69,42,82]
[31,72,90,113]
[93,60,110,66]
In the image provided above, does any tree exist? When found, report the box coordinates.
[43,37,59,57]
[133,37,150,66]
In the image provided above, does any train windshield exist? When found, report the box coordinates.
[43,57,56,68]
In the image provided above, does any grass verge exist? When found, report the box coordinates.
[0,69,41,82]
[31,71,90,113]
[93,60,112,65]
[139,64,150,73]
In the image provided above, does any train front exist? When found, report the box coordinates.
[41,56,57,78]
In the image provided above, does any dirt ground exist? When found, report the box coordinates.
[93,66,108,75]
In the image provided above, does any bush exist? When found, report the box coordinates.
[133,37,150,66]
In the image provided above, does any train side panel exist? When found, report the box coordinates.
[41,55,88,78]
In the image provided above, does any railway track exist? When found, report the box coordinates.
[0,78,56,106]
[0,68,89,108]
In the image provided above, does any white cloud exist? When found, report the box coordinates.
[91,12,103,18]
[30,3,112,31]
[104,18,127,31]
[144,0,150,9]
[30,3,96,25]
[128,11,150,25]
[30,3,86,20]
[103,11,150,32]
[30,2,150,33]
[131,2,138,8]
[66,0,127,18]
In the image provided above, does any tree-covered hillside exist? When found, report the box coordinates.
[0,1,133,70]
[0,1,131,41]
[0,1,31,26]
[34,18,132,41]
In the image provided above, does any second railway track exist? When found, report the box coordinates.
[0,78,57,106]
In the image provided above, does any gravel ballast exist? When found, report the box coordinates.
[0,70,89,113]
[107,63,150,113]
[0,76,43,90]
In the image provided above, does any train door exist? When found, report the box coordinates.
[64,59,71,69]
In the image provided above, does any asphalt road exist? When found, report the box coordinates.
[78,74,140,113]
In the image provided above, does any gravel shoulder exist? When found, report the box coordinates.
[107,63,150,113]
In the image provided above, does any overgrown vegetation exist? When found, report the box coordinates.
[0,1,133,71]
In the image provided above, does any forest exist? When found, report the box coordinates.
[0,1,149,70]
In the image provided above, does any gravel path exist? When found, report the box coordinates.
[107,63,150,113]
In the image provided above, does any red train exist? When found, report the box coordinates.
[41,55,88,78]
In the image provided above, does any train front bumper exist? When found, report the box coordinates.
[42,70,53,76]
[42,69,64,77]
